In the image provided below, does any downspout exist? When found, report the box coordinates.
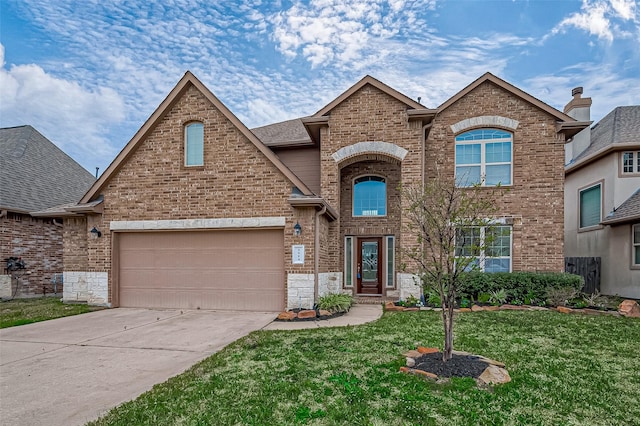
[422,122,433,186]
[314,205,327,305]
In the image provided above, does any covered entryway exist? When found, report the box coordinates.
[115,229,284,311]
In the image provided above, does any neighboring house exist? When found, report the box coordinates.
[564,95,640,299]
[0,126,95,298]
[60,71,586,311]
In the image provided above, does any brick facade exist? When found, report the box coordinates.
[62,73,570,309]
[1,213,63,296]
[425,81,565,271]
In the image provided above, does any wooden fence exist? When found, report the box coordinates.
[564,257,601,294]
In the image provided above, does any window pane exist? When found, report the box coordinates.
[636,247,640,265]
[387,236,394,287]
[455,129,511,141]
[486,142,511,163]
[456,227,480,257]
[455,166,481,186]
[637,152,640,173]
[185,123,204,166]
[580,185,601,228]
[485,258,510,273]
[455,144,481,164]
[486,226,511,257]
[353,177,386,216]
[345,237,353,287]
[623,152,634,173]
[485,164,511,186]
[634,225,640,245]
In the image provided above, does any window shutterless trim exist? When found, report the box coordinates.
[352,174,387,217]
[577,180,604,231]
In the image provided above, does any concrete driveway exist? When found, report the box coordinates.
[0,308,275,426]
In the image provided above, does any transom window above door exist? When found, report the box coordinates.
[455,128,512,187]
[353,176,386,216]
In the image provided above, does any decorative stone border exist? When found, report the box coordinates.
[385,300,640,318]
[400,346,511,387]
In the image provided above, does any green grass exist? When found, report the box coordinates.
[0,297,103,328]
[90,310,640,425]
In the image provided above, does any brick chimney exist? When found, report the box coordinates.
[564,87,592,164]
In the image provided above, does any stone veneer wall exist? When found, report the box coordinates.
[63,271,109,305]
[0,213,64,297]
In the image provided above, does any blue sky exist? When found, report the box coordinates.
[1,0,639,174]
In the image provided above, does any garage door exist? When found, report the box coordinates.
[117,229,284,311]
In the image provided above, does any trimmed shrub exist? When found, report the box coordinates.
[454,272,584,305]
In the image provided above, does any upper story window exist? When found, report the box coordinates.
[185,122,204,166]
[353,176,386,217]
[579,183,602,229]
[633,224,640,266]
[621,151,640,175]
[455,129,512,187]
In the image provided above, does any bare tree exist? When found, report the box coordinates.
[403,172,499,361]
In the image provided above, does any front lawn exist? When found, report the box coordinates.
[0,297,103,328]
[91,310,640,425]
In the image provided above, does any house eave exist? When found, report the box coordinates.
[288,197,339,221]
[601,214,640,226]
[556,121,592,139]
[565,142,640,174]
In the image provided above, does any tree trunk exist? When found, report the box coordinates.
[443,304,454,361]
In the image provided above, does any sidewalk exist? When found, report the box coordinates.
[263,304,383,330]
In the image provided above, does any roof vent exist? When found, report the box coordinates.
[572,87,583,97]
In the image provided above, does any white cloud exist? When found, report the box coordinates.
[551,0,639,42]
[0,43,125,170]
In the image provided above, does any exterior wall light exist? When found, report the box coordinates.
[90,226,102,238]
[293,222,302,236]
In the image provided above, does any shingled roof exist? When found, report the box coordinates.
[602,189,640,225]
[570,106,640,167]
[251,118,313,147]
[0,126,96,213]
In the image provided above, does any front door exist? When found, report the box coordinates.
[357,237,382,295]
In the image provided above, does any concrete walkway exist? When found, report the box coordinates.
[0,308,275,426]
[263,304,383,330]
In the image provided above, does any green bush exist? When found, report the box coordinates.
[317,293,353,313]
[430,272,584,306]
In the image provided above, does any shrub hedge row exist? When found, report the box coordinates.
[454,272,584,304]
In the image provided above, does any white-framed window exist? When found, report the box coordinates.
[455,225,512,273]
[621,151,640,174]
[386,235,395,287]
[455,129,512,187]
[633,225,640,266]
[353,175,386,216]
[344,236,354,287]
[579,183,602,229]
[185,122,204,166]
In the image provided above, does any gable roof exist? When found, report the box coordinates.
[438,72,580,124]
[0,126,95,213]
[566,106,640,172]
[314,75,431,117]
[81,71,314,203]
[602,188,640,225]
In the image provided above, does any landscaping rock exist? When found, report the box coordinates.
[404,307,419,311]
[477,365,511,385]
[475,356,506,368]
[417,346,440,354]
[406,357,416,367]
[471,305,484,312]
[403,350,422,359]
[277,311,297,320]
[297,309,317,319]
[556,306,574,314]
[319,310,332,317]
[385,302,404,312]
[413,369,438,380]
[500,304,529,311]
[484,306,500,311]
[618,300,640,318]
[458,308,472,312]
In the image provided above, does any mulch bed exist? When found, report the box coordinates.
[413,352,489,379]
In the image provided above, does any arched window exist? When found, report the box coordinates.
[455,128,512,187]
[353,176,386,216]
[185,122,204,166]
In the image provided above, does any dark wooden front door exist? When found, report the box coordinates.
[357,237,382,295]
